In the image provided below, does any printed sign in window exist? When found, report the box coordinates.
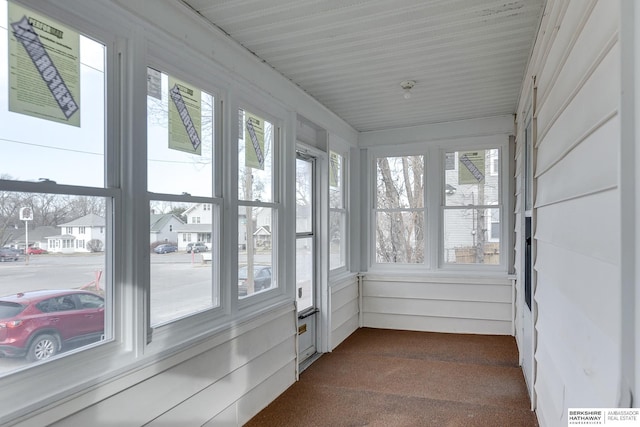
[168,75,202,155]
[245,112,265,170]
[8,1,80,126]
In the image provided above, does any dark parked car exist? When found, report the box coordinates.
[0,289,105,361]
[0,248,20,262]
[186,242,208,253]
[238,265,272,297]
[154,244,178,254]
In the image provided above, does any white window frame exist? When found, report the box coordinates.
[234,102,285,310]
[0,0,126,421]
[368,136,509,274]
[440,144,506,271]
[144,38,226,350]
[370,149,428,269]
[328,147,349,276]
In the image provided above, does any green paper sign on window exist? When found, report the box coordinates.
[8,1,81,126]
[245,112,265,170]
[458,150,485,184]
[168,75,202,155]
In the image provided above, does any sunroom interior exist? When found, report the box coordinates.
[0,0,638,426]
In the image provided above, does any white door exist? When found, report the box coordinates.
[296,153,319,367]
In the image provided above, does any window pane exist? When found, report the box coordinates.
[376,156,424,209]
[296,158,312,234]
[238,110,273,203]
[238,206,274,298]
[329,151,343,209]
[445,150,499,206]
[296,237,313,312]
[0,193,108,375]
[150,201,216,326]
[375,211,424,263]
[329,211,346,269]
[1,7,105,187]
[147,69,214,197]
[444,208,500,264]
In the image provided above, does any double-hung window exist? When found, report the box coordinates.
[374,155,425,264]
[443,149,501,265]
[147,67,220,326]
[237,108,278,299]
[329,150,348,271]
[0,1,113,374]
[372,145,504,269]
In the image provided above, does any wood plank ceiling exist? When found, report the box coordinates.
[182,0,545,132]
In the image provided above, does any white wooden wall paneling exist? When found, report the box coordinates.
[537,116,619,207]
[529,0,570,104]
[530,2,622,424]
[536,43,620,174]
[147,339,296,426]
[364,280,511,302]
[535,0,598,116]
[534,340,566,424]
[535,280,620,409]
[363,313,511,335]
[330,277,359,350]
[365,297,511,322]
[51,311,295,426]
[234,362,296,426]
[536,241,619,335]
[332,298,359,330]
[535,191,619,264]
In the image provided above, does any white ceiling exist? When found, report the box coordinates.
[182,0,545,132]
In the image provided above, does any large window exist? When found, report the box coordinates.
[237,109,278,299]
[372,146,504,269]
[0,2,111,375]
[147,68,219,326]
[443,149,501,265]
[374,155,425,264]
[329,150,347,271]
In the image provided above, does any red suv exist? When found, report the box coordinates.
[0,290,104,362]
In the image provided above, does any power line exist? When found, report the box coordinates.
[0,137,212,164]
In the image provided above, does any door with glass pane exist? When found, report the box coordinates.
[296,153,318,366]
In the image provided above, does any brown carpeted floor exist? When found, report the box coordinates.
[245,328,538,427]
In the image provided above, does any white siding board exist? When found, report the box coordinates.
[148,338,295,426]
[534,342,565,425]
[364,297,511,322]
[331,281,358,312]
[536,42,620,174]
[331,315,359,350]
[52,311,296,427]
[332,299,359,330]
[536,241,619,337]
[203,404,236,427]
[536,190,619,264]
[330,277,359,350]
[536,283,619,409]
[235,361,296,426]
[363,280,511,303]
[536,115,619,207]
[521,0,623,421]
[530,0,576,107]
[537,0,615,132]
[363,313,511,335]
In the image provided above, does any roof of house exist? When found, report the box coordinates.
[175,224,212,233]
[29,226,59,241]
[150,214,183,233]
[58,213,105,227]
